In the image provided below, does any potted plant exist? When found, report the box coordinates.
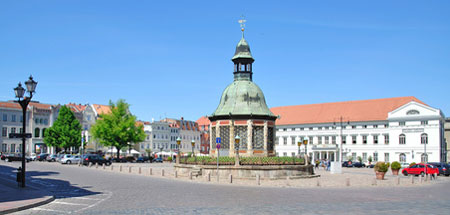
[391,161,401,175]
[368,156,373,165]
[374,162,388,180]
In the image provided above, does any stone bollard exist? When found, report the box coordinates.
[397,176,401,185]
[316,179,320,187]
[175,171,178,178]
[161,169,165,176]
[419,175,423,183]
[120,165,122,172]
[149,168,152,175]
[189,172,193,180]
[96,163,98,169]
[111,165,114,171]
[372,178,377,186]
[139,167,142,174]
[129,166,132,173]
[207,172,211,182]
[103,164,105,170]
[346,177,350,187]
[229,174,233,184]
[425,174,428,182]
[257,174,260,186]
[411,175,414,184]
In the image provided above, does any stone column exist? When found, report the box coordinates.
[247,120,253,156]
[229,120,235,157]
[263,121,268,156]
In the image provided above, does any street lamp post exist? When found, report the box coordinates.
[176,137,181,164]
[191,139,196,163]
[14,76,37,188]
[303,139,308,165]
[234,135,240,167]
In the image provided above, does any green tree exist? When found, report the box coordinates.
[91,99,146,158]
[145,148,152,158]
[44,106,82,152]
[357,156,362,163]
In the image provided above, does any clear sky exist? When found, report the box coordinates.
[1,1,449,122]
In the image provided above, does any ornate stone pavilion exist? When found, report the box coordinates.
[208,29,277,157]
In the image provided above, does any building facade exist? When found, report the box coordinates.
[162,118,201,154]
[271,97,446,163]
[196,116,210,154]
[445,117,450,161]
[138,121,173,154]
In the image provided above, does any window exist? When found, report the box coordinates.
[373,125,378,128]
[362,153,367,162]
[10,144,15,153]
[276,152,279,156]
[3,114,7,121]
[19,128,23,134]
[421,153,428,163]
[399,134,406,144]
[283,152,287,157]
[39,119,43,124]
[300,128,304,131]
[332,136,336,144]
[421,121,428,125]
[309,137,313,145]
[44,119,48,125]
[325,127,329,130]
[2,128,7,137]
[291,152,295,157]
[11,115,16,122]
[42,128,46,137]
[283,137,287,145]
[35,128,40,138]
[11,128,16,134]
[384,153,389,162]
[352,153,357,160]
[342,136,346,144]
[399,153,406,162]
[363,125,367,128]
[1,144,6,152]
[291,137,296,145]
[318,127,322,130]
[373,152,378,162]
[318,137,322,144]
[385,124,389,128]
[362,135,367,144]
[20,116,23,122]
[407,110,420,115]
[352,136,356,144]
[384,135,389,144]
[325,136,329,144]
[373,135,378,144]
[283,128,287,131]
[421,133,428,144]
[352,125,356,129]
[399,121,405,126]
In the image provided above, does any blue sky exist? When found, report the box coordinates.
[1,1,449,121]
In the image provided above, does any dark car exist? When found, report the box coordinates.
[352,162,366,168]
[82,154,111,166]
[342,161,353,167]
[428,162,450,176]
[112,157,128,163]
[46,154,58,162]
[136,156,151,163]
[2,154,31,162]
[36,153,49,161]
[367,163,376,168]
[153,157,163,163]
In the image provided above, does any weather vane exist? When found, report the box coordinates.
[238,15,246,35]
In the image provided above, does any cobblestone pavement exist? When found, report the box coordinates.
[2,161,450,214]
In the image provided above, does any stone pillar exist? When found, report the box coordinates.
[247,120,253,156]
[263,121,268,156]
[230,120,235,157]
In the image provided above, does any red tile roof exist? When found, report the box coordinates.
[66,103,87,112]
[92,104,111,115]
[196,116,210,126]
[270,96,426,125]
[0,101,54,110]
[163,118,200,131]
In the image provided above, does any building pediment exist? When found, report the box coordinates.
[388,101,442,120]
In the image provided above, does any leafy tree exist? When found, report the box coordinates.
[145,148,152,158]
[357,156,362,163]
[368,156,373,164]
[91,99,146,158]
[44,106,82,152]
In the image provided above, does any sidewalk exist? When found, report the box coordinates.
[0,177,54,214]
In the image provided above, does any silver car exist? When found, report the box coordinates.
[60,154,81,164]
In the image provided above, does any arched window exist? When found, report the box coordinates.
[406,110,420,115]
[35,128,40,138]
[421,153,428,163]
[399,134,406,144]
[421,133,428,144]
[42,128,46,138]
[399,153,406,162]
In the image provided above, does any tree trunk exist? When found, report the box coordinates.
[116,146,120,159]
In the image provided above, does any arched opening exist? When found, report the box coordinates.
[399,134,406,144]
[421,153,428,163]
[421,133,428,144]
[399,153,406,162]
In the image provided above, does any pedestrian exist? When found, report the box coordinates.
[327,160,331,171]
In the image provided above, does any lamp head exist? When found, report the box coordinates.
[176,137,181,145]
[25,75,37,93]
[235,135,240,144]
[14,82,25,98]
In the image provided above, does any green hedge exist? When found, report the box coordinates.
[179,156,305,165]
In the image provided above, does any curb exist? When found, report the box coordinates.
[0,195,55,215]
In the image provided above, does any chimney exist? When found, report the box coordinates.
[181,117,184,121]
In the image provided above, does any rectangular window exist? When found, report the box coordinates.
[325,136,329,144]
[11,115,16,122]
[384,135,389,144]
[374,152,378,162]
[385,124,389,128]
[1,144,6,152]
[283,137,287,145]
[2,128,7,137]
[318,127,322,130]
[318,137,322,144]
[283,152,287,157]
[352,125,356,129]
[362,135,367,144]
[363,153,367,162]
[332,136,336,144]
[300,128,304,131]
[384,153,389,162]
[342,136,346,144]
[11,128,16,134]
[363,125,367,128]
[291,152,295,157]
[352,152,357,160]
[3,114,7,121]
[352,136,357,144]
[373,135,378,144]
[421,121,428,125]
[19,128,23,134]
[10,144,15,153]
[373,125,378,128]
[291,137,296,145]
[399,121,405,126]
[309,137,313,145]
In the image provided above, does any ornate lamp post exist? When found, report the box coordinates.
[191,140,195,157]
[303,139,308,165]
[176,137,181,164]
[14,76,37,188]
[235,135,240,166]
[297,139,302,156]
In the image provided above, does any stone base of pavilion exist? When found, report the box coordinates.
[174,164,316,180]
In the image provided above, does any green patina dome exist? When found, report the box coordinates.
[211,80,275,118]
[232,37,253,60]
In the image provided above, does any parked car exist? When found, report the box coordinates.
[82,154,111,166]
[153,157,163,163]
[60,154,81,164]
[29,153,37,161]
[352,162,366,168]
[2,154,31,162]
[112,157,128,163]
[402,163,439,176]
[36,153,49,161]
[366,163,375,168]
[427,162,450,176]
[56,154,66,162]
[136,156,151,163]
[400,162,410,169]
[46,154,58,162]
[342,161,353,167]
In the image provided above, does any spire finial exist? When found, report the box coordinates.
[238,15,246,37]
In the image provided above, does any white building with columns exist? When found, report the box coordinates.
[271,97,446,164]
